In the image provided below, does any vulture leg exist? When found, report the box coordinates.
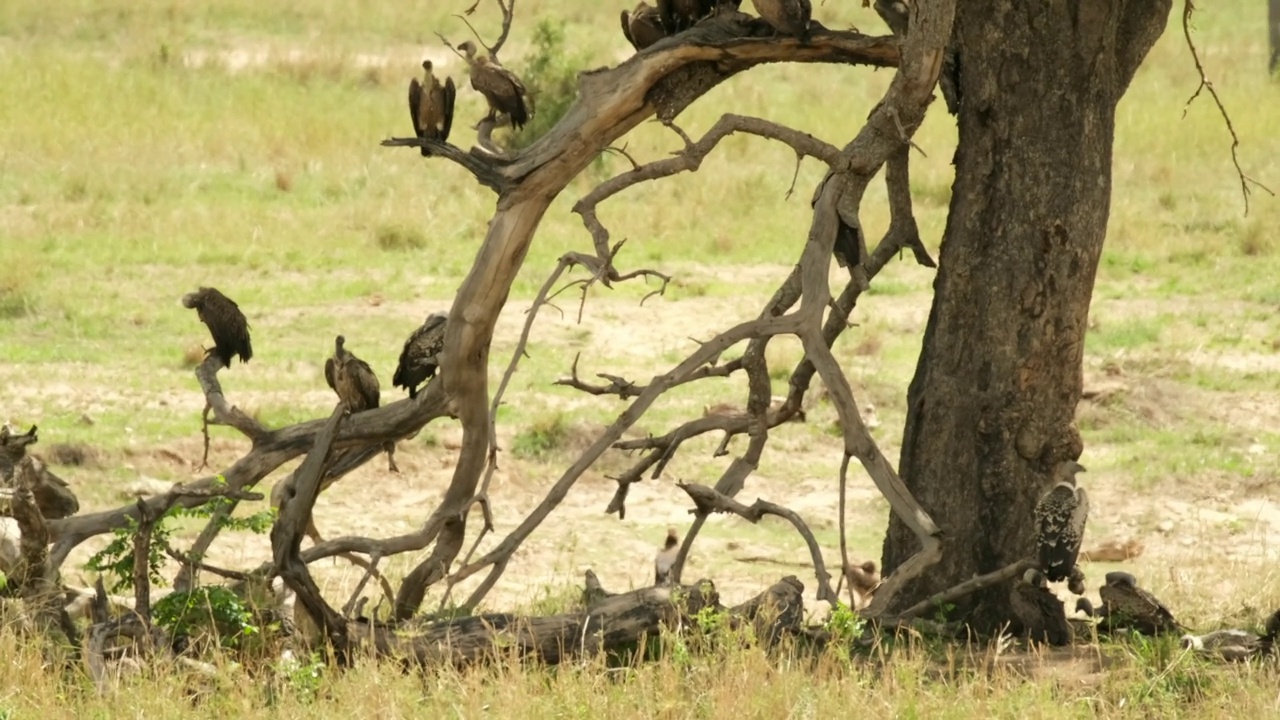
[384,442,400,474]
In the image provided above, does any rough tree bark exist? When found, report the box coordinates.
[881,0,1173,625]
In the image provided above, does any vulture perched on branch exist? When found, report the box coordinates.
[621,2,668,51]
[182,287,253,368]
[324,335,398,473]
[0,424,39,480]
[457,41,529,132]
[753,0,811,39]
[1009,567,1072,646]
[392,312,448,399]
[407,60,456,157]
[1033,460,1088,583]
[1098,571,1182,636]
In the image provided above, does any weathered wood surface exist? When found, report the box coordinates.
[339,575,807,669]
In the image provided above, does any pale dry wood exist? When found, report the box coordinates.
[676,482,839,604]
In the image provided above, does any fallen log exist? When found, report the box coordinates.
[344,574,808,669]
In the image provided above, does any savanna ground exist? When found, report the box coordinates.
[1,1,1279,716]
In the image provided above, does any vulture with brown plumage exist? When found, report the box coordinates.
[658,0,716,32]
[1009,567,1072,646]
[325,335,398,473]
[407,60,457,157]
[182,287,253,368]
[1034,460,1088,583]
[392,312,448,399]
[621,2,669,51]
[458,41,530,132]
[654,527,680,585]
[753,0,811,38]
[1098,571,1181,636]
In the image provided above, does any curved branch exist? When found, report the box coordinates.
[195,355,268,442]
[676,482,838,605]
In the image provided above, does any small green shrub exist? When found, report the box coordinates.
[505,20,589,151]
[512,412,570,459]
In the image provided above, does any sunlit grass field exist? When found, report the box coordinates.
[1,0,1279,716]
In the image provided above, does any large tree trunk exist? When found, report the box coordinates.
[881,1,1172,627]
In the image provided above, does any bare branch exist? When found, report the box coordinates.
[271,402,351,662]
[1180,0,1275,214]
[132,498,158,624]
[379,137,511,193]
[573,114,842,261]
[676,482,838,605]
[195,355,268,442]
[883,557,1036,625]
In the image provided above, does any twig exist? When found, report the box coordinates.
[1181,0,1275,215]
[837,452,852,607]
[158,539,250,581]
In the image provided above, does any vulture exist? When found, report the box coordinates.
[183,287,253,368]
[324,336,399,473]
[844,560,881,611]
[873,0,910,36]
[0,424,38,479]
[407,60,457,157]
[392,312,448,399]
[1033,460,1088,583]
[1098,571,1181,636]
[658,0,715,32]
[621,2,669,52]
[457,41,530,132]
[753,0,811,39]
[1181,629,1267,662]
[1009,567,1072,646]
[0,425,79,519]
[654,527,680,585]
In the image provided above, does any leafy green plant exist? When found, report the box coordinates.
[505,19,590,151]
[84,475,275,593]
[512,411,570,459]
[152,585,259,649]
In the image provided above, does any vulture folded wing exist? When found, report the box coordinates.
[324,357,337,392]
[621,10,638,50]
[408,77,425,138]
[441,77,456,142]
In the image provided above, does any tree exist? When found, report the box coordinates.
[880,1,1173,625]
[34,0,1245,664]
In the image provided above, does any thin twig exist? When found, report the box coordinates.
[1181,0,1274,215]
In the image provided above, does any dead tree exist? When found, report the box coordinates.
[29,0,942,647]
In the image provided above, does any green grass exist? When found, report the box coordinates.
[1,0,1280,715]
